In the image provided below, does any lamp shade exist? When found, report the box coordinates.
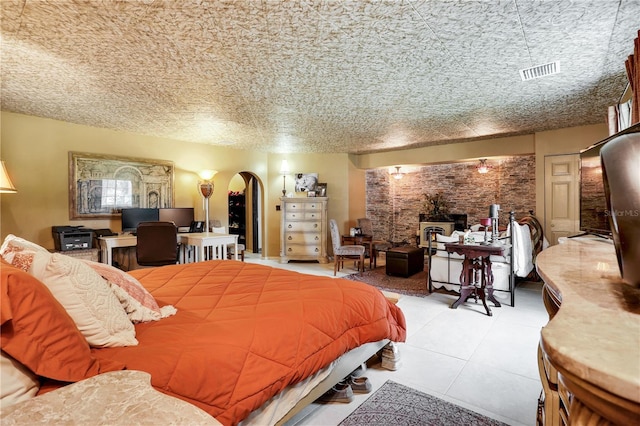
[0,161,17,193]
[280,159,290,175]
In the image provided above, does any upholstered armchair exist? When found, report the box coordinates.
[329,219,365,276]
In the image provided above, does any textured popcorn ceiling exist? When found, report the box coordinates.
[1,0,638,154]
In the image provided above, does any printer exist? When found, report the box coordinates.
[51,226,94,251]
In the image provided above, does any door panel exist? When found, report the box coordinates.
[544,154,579,245]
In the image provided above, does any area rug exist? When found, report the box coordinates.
[342,266,429,297]
[339,380,506,426]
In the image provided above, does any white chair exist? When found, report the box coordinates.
[211,225,245,261]
[329,219,364,276]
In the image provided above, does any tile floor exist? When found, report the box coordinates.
[244,253,547,426]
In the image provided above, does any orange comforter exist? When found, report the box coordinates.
[91,261,406,425]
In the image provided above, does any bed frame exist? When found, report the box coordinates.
[426,211,543,307]
[276,339,389,425]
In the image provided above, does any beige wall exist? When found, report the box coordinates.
[1,110,610,258]
[0,111,357,258]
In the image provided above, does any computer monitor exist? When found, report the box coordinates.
[159,208,195,230]
[121,208,159,233]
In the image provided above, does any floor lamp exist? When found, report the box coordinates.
[198,170,216,232]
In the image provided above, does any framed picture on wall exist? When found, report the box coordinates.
[69,151,174,219]
[294,173,318,193]
[316,183,327,197]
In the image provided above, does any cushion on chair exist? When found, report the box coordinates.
[335,245,365,256]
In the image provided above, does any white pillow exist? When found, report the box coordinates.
[0,351,39,409]
[28,251,138,348]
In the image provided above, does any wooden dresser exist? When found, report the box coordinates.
[536,238,640,425]
[279,197,328,264]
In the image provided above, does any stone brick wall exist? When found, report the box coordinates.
[365,155,536,243]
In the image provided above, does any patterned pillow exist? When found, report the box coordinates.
[82,260,176,323]
[0,234,48,271]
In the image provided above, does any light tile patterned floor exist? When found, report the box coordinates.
[244,253,546,426]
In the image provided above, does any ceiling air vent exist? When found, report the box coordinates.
[519,61,560,81]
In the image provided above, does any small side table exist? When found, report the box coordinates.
[444,242,505,316]
[341,234,376,269]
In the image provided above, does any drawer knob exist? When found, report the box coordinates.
[288,224,292,229]
[288,248,292,252]
[314,236,319,240]
[313,224,318,228]
[288,236,292,240]
[314,248,319,252]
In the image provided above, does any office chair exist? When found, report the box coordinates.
[136,221,178,267]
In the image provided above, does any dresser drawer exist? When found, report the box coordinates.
[284,232,322,245]
[284,221,321,232]
[285,201,323,212]
[284,244,322,256]
[286,211,323,221]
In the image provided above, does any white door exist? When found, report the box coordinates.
[544,154,580,245]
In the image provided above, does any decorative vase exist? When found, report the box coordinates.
[600,131,640,287]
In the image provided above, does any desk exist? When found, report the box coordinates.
[444,242,504,316]
[341,234,375,269]
[98,233,239,266]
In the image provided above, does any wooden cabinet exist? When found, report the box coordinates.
[280,197,328,264]
[536,239,640,425]
[228,191,246,247]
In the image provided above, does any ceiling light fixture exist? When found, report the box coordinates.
[390,166,405,180]
[477,159,489,174]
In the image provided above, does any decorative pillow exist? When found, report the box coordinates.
[0,350,39,409]
[81,260,176,323]
[0,260,125,382]
[0,234,49,256]
[4,248,138,348]
[0,234,49,270]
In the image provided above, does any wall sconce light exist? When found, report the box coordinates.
[390,166,405,180]
[198,170,217,232]
[280,159,290,196]
[477,159,490,174]
[0,161,17,193]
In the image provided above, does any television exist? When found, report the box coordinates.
[121,208,159,233]
[579,123,640,237]
[159,208,195,230]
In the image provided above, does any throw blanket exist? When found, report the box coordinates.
[511,223,534,277]
[91,261,406,425]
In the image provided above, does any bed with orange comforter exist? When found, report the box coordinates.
[90,260,406,425]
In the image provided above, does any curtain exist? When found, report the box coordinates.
[625,29,639,126]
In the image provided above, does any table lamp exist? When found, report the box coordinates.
[198,170,216,232]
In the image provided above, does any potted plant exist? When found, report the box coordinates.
[422,192,451,221]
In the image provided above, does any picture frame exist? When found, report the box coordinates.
[294,173,318,193]
[69,151,174,219]
[307,190,317,197]
[316,182,327,197]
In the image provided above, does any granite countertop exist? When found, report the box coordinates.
[1,370,222,425]
[537,238,640,403]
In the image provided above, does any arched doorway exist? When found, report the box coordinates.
[228,172,263,254]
